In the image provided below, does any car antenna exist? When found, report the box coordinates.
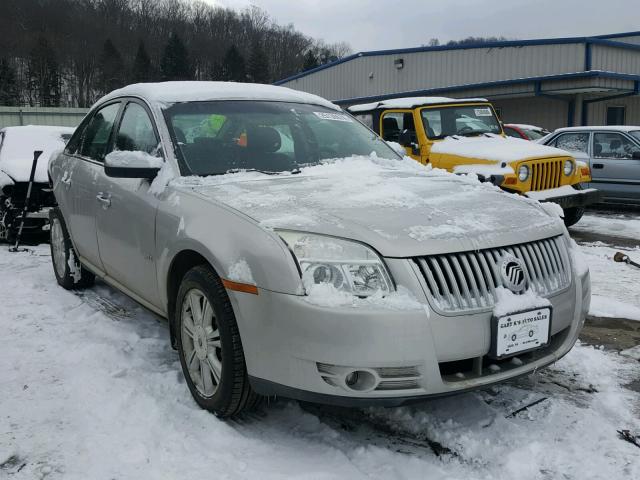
[9,150,43,253]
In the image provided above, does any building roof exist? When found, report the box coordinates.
[275,31,640,86]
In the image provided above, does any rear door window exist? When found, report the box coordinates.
[593,132,640,159]
[553,132,589,154]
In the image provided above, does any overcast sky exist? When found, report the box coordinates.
[201,0,637,52]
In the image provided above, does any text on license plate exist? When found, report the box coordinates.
[494,307,551,357]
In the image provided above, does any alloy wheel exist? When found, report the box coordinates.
[181,289,223,397]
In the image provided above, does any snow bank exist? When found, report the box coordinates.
[105,150,164,169]
[0,125,75,183]
[590,296,640,321]
[227,259,255,284]
[431,135,570,163]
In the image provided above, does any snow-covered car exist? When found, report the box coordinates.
[503,124,551,141]
[0,125,75,241]
[48,82,590,418]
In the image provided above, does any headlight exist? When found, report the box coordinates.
[564,159,574,176]
[518,165,529,182]
[276,230,394,297]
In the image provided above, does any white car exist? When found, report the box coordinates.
[0,125,75,241]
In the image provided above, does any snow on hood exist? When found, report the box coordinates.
[430,134,571,163]
[0,126,74,183]
[176,155,564,257]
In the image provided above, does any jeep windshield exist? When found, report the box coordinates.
[420,104,502,139]
[164,101,399,176]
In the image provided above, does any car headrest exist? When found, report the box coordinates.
[610,139,621,150]
[383,117,399,132]
[594,143,602,156]
[246,126,281,153]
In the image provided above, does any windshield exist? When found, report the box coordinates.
[163,101,399,176]
[420,104,502,139]
[629,131,640,143]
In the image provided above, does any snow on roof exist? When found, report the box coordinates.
[0,125,75,183]
[430,134,571,163]
[98,81,340,111]
[347,96,489,113]
[554,125,640,133]
[504,124,547,131]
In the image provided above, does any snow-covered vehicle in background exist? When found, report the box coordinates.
[48,82,590,418]
[0,125,75,241]
[503,123,550,141]
[347,97,601,226]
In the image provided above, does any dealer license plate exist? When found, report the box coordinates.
[491,307,552,358]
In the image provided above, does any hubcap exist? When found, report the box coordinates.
[51,218,67,276]
[181,289,222,398]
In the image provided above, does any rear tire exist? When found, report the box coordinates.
[49,208,95,289]
[175,265,259,417]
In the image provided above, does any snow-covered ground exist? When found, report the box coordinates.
[570,211,640,321]
[1,214,639,479]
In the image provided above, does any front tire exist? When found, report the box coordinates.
[563,184,585,227]
[176,265,259,417]
[49,208,95,289]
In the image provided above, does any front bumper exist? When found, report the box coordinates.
[525,186,603,209]
[229,259,590,407]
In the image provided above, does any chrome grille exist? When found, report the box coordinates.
[530,160,563,191]
[414,236,571,313]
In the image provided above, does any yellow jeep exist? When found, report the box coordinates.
[347,97,601,226]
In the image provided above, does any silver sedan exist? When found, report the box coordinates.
[48,82,590,417]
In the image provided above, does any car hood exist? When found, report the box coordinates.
[179,156,564,257]
[430,134,571,163]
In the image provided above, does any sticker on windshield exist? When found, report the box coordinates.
[474,108,493,117]
[313,112,353,122]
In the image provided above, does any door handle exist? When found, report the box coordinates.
[96,192,112,209]
[593,163,604,169]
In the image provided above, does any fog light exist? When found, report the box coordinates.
[345,371,359,386]
[518,165,529,182]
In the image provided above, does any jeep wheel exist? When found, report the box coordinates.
[176,265,259,417]
[49,208,95,289]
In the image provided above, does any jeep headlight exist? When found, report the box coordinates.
[518,165,529,182]
[277,230,394,296]
[563,159,574,176]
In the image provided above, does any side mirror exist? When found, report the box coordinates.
[398,129,420,155]
[633,151,640,160]
[104,151,162,179]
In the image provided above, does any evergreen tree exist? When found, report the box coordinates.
[132,40,153,83]
[248,40,269,83]
[221,45,246,82]
[100,39,125,93]
[161,32,192,81]
[302,50,319,71]
[0,59,19,106]
[28,37,60,107]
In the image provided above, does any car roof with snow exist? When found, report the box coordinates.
[97,81,340,111]
[553,126,640,133]
[347,96,490,113]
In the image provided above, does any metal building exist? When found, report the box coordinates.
[0,106,88,129]
[275,31,640,130]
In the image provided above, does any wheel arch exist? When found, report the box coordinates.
[166,248,218,348]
